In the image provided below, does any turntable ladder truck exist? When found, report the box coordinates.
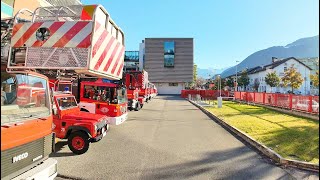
[7,4,128,125]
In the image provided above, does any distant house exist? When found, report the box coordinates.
[227,57,312,95]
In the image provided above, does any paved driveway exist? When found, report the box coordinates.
[53,96,318,180]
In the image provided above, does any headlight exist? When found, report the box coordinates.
[94,124,98,131]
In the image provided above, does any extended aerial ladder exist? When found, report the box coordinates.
[7,5,128,125]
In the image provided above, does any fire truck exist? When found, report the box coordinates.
[1,14,57,180]
[149,82,158,98]
[124,70,150,108]
[124,72,141,111]
[7,4,128,125]
[52,91,109,154]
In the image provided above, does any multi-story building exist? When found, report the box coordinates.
[227,57,313,95]
[124,38,194,94]
[141,38,194,94]
[298,57,319,95]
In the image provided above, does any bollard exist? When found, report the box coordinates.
[217,97,222,108]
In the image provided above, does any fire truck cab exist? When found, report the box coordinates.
[79,79,128,125]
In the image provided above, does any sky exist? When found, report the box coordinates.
[83,0,319,69]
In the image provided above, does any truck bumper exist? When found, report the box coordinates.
[12,158,57,180]
[128,99,138,108]
[107,113,128,125]
[90,124,109,142]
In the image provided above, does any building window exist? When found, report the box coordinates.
[169,83,178,86]
[164,41,175,67]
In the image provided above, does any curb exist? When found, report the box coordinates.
[188,99,319,172]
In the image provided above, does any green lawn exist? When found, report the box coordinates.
[204,101,319,164]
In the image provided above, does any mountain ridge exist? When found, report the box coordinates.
[220,35,319,78]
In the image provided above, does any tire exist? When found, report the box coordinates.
[134,102,141,111]
[68,131,90,155]
[140,104,143,108]
[128,107,133,111]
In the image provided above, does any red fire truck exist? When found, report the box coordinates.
[124,72,141,111]
[1,12,57,179]
[149,82,158,98]
[124,70,150,107]
[49,78,128,125]
[8,5,128,125]
[52,92,109,154]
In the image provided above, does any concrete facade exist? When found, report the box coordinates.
[143,38,193,94]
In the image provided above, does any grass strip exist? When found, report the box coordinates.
[204,101,319,164]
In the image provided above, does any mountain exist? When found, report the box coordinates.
[221,35,319,78]
[197,67,230,79]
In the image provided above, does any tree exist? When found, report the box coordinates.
[195,77,206,87]
[281,65,303,92]
[193,64,197,84]
[310,70,319,87]
[253,78,260,91]
[211,77,226,90]
[238,70,250,90]
[226,78,234,88]
[265,72,280,93]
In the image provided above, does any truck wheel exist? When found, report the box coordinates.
[68,131,90,155]
[134,102,141,111]
[140,104,143,108]
[128,107,133,111]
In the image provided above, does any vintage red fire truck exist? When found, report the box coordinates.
[8,4,128,125]
[52,92,109,154]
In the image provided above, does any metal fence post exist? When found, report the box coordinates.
[308,96,313,113]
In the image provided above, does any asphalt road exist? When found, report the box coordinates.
[53,96,318,180]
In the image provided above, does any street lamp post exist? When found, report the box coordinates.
[219,75,221,97]
[217,75,222,108]
[235,61,239,91]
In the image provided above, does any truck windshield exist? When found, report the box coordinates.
[1,72,50,125]
[57,96,78,110]
[114,87,127,104]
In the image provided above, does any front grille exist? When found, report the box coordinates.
[1,133,54,179]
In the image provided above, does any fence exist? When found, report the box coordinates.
[181,90,229,100]
[235,91,319,114]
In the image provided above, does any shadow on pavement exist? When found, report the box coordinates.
[140,146,302,180]
[155,95,185,101]
[50,141,76,157]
